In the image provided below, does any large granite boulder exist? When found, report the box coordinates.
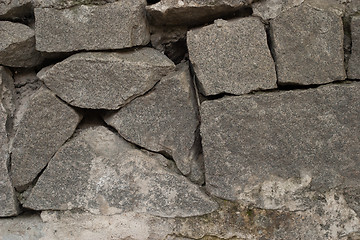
[187,17,277,96]
[104,63,200,176]
[270,3,346,85]
[10,88,82,191]
[0,21,42,67]
[0,0,32,19]
[24,126,218,217]
[34,0,150,52]
[38,48,175,109]
[200,83,360,209]
[348,16,360,79]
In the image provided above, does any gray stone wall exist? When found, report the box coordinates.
[0,0,359,239]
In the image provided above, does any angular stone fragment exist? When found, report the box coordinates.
[39,48,175,109]
[0,66,16,117]
[10,88,82,191]
[0,21,42,67]
[187,18,277,96]
[252,0,304,20]
[348,16,360,79]
[146,0,254,26]
[104,63,199,176]
[0,0,32,20]
[201,83,360,207]
[24,126,218,217]
[34,0,150,52]
[270,3,346,85]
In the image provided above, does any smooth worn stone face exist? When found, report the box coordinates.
[0,0,32,19]
[187,17,277,96]
[270,3,346,85]
[0,21,43,67]
[10,88,82,191]
[348,16,360,79]
[39,48,175,109]
[24,126,218,217]
[201,83,360,207]
[104,63,199,176]
[34,0,150,52]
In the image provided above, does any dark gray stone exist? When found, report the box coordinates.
[270,3,346,85]
[34,0,150,52]
[348,16,360,79]
[24,126,218,217]
[39,48,175,109]
[0,0,32,20]
[187,17,277,96]
[10,88,82,191]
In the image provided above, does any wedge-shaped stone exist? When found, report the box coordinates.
[39,48,175,109]
[10,88,82,191]
[0,21,42,67]
[270,3,346,85]
[34,0,150,52]
[348,16,360,79]
[146,0,253,26]
[201,83,360,206]
[104,63,199,176]
[24,126,218,217]
[187,18,277,96]
[0,0,32,19]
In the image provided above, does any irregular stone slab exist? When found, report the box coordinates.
[348,16,360,79]
[24,126,218,217]
[0,66,16,117]
[252,0,304,20]
[33,0,118,9]
[146,0,253,26]
[39,48,175,109]
[0,21,42,67]
[0,0,32,19]
[201,83,360,207]
[34,0,150,52]
[10,88,82,191]
[104,63,199,176]
[270,3,346,85]
[187,18,277,96]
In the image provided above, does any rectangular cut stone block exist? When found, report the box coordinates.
[201,83,360,205]
[348,16,360,79]
[34,0,150,52]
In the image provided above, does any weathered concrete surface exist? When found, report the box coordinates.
[104,63,199,176]
[24,126,218,217]
[146,0,254,26]
[0,21,42,67]
[0,0,32,19]
[10,88,82,191]
[270,3,346,85]
[187,18,277,96]
[348,16,360,79]
[39,48,175,109]
[201,83,360,210]
[34,0,150,52]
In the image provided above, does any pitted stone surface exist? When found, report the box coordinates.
[0,0,32,19]
[252,0,304,20]
[10,88,82,191]
[348,16,360,79]
[24,126,218,217]
[187,17,277,96]
[270,3,346,85]
[34,0,150,52]
[39,48,175,109]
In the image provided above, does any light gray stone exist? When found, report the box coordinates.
[0,0,32,19]
[24,126,218,217]
[10,88,82,191]
[104,63,199,176]
[187,17,277,96]
[146,0,254,26]
[0,21,42,67]
[270,3,346,85]
[252,0,304,20]
[348,16,360,79]
[0,66,16,117]
[39,48,175,109]
[34,0,150,52]
[32,0,118,9]
[201,83,360,208]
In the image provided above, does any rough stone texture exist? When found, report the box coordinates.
[200,83,360,209]
[32,0,118,9]
[348,16,360,79]
[253,0,304,20]
[24,126,218,217]
[0,0,32,19]
[187,17,277,96]
[146,0,254,26]
[39,48,175,109]
[34,0,150,52]
[10,88,82,191]
[104,63,200,176]
[0,21,42,67]
[270,3,346,85]
[0,66,16,117]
